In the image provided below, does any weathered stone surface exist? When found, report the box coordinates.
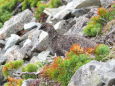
[91,22,115,46]
[100,0,115,8]
[16,28,41,46]
[65,16,89,36]
[4,34,20,50]
[54,18,76,34]
[0,9,33,39]
[52,0,100,20]
[71,8,90,18]
[68,60,115,86]
[24,22,41,30]
[20,39,33,59]
[0,40,5,49]
[32,31,48,52]
[4,45,24,61]
[44,0,100,23]
[22,79,40,86]
[0,53,7,65]
[30,50,50,63]
[44,6,66,23]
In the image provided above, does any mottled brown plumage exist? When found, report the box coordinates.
[39,23,97,56]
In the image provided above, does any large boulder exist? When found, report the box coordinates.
[0,9,33,39]
[68,60,115,86]
[52,0,100,20]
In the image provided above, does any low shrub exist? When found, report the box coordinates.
[4,77,23,86]
[95,44,110,61]
[83,23,102,36]
[83,6,115,37]
[2,60,24,78]
[41,44,92,86]
[0,0,62,27]
[22,62,43,79]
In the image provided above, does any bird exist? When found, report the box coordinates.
[39,23,97,56]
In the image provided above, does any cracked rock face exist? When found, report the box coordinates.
[0,9,33,40]
[68,60,115,86]
[100,0,115,8]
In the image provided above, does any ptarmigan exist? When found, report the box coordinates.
[39,23,97,56]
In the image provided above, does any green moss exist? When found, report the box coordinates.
[83,23,102,37]
[35,2,48,19]
[48,0,62,8]
[22,62,43,79]
[22,63,38,72]
[95,44,110,55]
[0,0,19,27]
[95,44,110,61]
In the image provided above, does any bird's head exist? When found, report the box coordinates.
[39,23,55,33]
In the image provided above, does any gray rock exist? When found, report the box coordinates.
[4,45,24,61]
[65,16,89,36]
[52,0,100,20]
[44,0,100,23]
[54,18,76,34]
[0,40,5,49]
[22,79,40,86]
[32,31,48,51]
[4,34,20,50]
[44,6,66,17]
[68,60,115,86]
[0,52,7,65]
[71,8,90,17]
[0,9,33,39]
[24,22,41,30]
[20,39,33,59]
[30,50,50,63]
[100,0,115,8]
[16,28,42,50]
[85,7,98,18]
[44,6,66,23]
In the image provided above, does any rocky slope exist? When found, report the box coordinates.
[0,0,115,86]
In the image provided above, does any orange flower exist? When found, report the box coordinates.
[70,44,84,54]
[2,66,8,72]
[8,77,15,82]
[97,8,107,16]
[85,48,95,54]
[90,16,100,22]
